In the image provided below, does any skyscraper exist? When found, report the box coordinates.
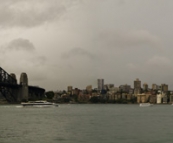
[134,78,141,96]
[97,79,104,90]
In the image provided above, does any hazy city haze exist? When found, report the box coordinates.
[0,0,173,91]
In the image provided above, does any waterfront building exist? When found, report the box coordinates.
[67,86,73,95]
[67,86,73,92]
[161,84,168,92]
[97,79,104,91]
[152,84,158,90]
[143,83,148,91]
[134,78,141,96]
[149,95,156,103]
[73,88,80,96]
[137,93,150,103]
[78,91,90,102]
[122,93,127,99]
[119,84,131,93]
[107,94,116,101]
[162,95,168,103]
[137,94,146,103]
[108,87,119,93]
[127,94,132,100]
[129,88,134,94]
[169,95,173,103]
[157,93,162,104]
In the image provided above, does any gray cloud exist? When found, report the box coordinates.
[61,47,95,59]
[1,0,173,91]
[146,56,171,67]
[127,56,172,79]
[118,0,125,5]
[0,0,78,28]
[96,30,161,49]
[32,56,47,66]
[6,38,35,51]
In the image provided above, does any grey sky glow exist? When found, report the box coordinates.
[0,0,173,91]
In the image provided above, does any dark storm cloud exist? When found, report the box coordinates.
[61,47,94,59]
[6,38,35,51]
[0,0,77,28]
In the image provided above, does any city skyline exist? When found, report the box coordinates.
[0,0,173,91]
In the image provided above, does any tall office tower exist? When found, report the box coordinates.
[143,83,148,91]
[134,78,141,96]
[97,79,104,90]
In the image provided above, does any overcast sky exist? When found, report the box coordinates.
[0,0,173,91]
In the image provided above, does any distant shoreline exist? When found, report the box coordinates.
[0,101,172,105]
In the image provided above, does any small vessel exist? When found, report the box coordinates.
[21,100,58,107]
[139,103,153,107]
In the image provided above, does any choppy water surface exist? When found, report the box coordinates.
[0,104,173,143]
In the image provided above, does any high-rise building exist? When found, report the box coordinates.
[152,84,159,90]
[67,86,73,95]
[67,86,73,92]
[134,78,141,96]
[143,83,148,91]
[161,84,168,92]
[119,84,131,93]
[97,79,104,90]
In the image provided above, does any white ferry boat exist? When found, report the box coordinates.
[21,101,58,107]
[139,103,153,107]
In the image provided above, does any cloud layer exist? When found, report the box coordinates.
[5,38,35,51]
[96,30,161,49]
[0,0,173,91]
[0,0,78,28]
[61,47,94,59]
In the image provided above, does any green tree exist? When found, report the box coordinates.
[45,91,54,99]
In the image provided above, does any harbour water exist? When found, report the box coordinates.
[0,104,173,143]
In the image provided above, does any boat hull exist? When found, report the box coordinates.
[139,103,152,107]
[21,104,57,108]
[21,101,58,107]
